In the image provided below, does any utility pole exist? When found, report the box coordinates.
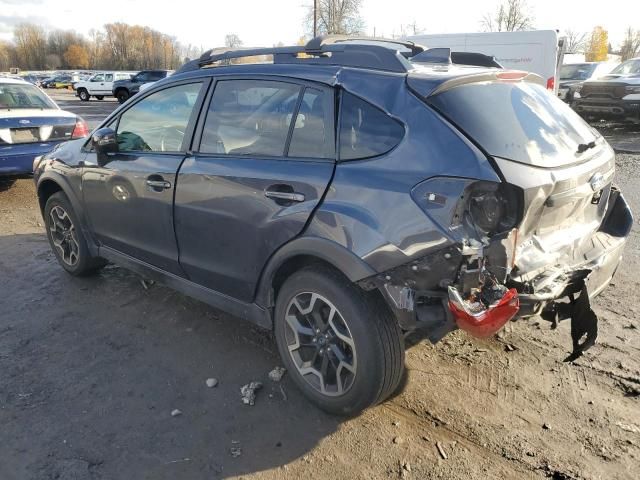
[313,0,318,37]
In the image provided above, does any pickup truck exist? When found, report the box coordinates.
[74,72,137,101]
[572,57,640,123]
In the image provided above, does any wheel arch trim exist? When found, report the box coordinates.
[254,236,376,309]
[36,173,99,256]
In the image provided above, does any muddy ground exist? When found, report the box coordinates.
[0,94,639,480]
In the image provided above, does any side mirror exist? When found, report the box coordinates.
[92,127,118,165]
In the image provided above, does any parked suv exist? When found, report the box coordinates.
[572,57,640,122]
[33,37,632,415]
[112,70,173,103]
[74,72,137,101]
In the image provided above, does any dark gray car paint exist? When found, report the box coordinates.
[305,69,500,274]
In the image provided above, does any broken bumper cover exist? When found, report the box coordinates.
[515,189,632,316]
[371,189,632,353]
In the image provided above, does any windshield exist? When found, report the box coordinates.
[611,59,640,75]
[560,64,596,80]
[0,83,58,110]
[429,81,598,167]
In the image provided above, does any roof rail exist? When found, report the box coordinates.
[305,35,425,57]
[175,35,424,75]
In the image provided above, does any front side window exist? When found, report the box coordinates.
[200,80,301,156]
[135,73,149,83]
[116,82,202,152]
[92,74,104,82]
[339,92,404,160]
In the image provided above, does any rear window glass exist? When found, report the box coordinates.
[339,92,404,160]
[428,81,598,167]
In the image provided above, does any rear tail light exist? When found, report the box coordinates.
[448,286,519,338]
[464,181,522,237]
[546,76,555,90]
[71,118,89,139]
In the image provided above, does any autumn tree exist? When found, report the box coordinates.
[481,0,534,32]
[0,40,17,71]
[13,23,47,69]
[564,29,588,54]
[619,27,640,61]
[3,22,191,71]
[306,0,365,36]
[64,44,89,68]
[585,26,609,62]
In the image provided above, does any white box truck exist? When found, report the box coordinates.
[406,30,565,92]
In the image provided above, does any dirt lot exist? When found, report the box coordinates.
[0,95,639,479]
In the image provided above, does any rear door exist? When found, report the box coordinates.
[174,77,335,301]
[82,79,208,275]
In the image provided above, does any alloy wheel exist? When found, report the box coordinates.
[284,292,357,396]
[48,205,79,266]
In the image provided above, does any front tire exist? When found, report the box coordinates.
[78,89,90,101]
[44,192,104,276]
[274,266,404,415]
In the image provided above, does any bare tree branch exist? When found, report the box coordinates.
[305,0,365,36]
[564,29,588,54]
[481,0,534,32]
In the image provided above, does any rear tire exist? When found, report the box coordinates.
[44,192,105,276]
[78,89,90,102]
[116,90,129,104]
[274,266,404,416]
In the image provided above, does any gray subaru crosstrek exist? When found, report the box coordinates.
[33,36,633,415]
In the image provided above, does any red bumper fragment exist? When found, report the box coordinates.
[448,288,520,338]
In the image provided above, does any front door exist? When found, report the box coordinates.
[174,78,335,301]
[82,80,207,275]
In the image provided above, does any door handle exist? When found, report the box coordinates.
[146,179,172,190]
[264,190,305,203]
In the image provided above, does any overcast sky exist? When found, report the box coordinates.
[0,0,637,48]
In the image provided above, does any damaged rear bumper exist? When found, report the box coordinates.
[366,188,633,352]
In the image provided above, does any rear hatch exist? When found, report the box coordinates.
[410,73,615,279]
[0,110,77,145]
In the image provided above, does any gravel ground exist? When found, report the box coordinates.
[0,96,638,479]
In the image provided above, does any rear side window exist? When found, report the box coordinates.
[288,88,333,159]
[339,92,404,160]
[428,81,598,167]
[200,80,301,156]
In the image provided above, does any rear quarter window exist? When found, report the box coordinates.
[339,92,404,161]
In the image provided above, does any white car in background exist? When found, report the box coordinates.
[74,72,137,101]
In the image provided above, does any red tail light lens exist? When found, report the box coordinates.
[546,76,555,90]
[449,288,519,338]
[71,119,89,139]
